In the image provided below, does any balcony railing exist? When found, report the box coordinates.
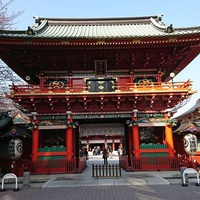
[10,80,192,95]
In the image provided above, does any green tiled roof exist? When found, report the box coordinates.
[1,15,200,39]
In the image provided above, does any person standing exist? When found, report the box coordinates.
[109,148,113,158]
[102,148,108,164]
[84,148,88,160]
[117,147,121,156]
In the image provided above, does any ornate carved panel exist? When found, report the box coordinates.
[79,123,124,137]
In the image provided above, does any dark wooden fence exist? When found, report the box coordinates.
[92,164,121,178]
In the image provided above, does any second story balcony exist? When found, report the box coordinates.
[8,77,195,115]
[10,79,193,96]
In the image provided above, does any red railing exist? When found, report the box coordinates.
[10,80,192,95]
[24,159,76,175]
[77,157,87,173]
[8,158,87,176]
[119,155,129,171]
[119,155,182,171]
[132,156,182,171]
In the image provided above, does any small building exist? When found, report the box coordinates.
[173,99,200,165]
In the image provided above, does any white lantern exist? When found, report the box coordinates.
[8,138,23,160]
[183,134,197,156]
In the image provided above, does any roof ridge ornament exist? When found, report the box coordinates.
[157,14,164,21]
[26,26,35,35]
[166,24,174,33]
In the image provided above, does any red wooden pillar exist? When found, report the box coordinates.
[157,73,162,83]
[66,111,73,160]
[130,75,133,90]
[165,110,175,158]
[157,68,164,83]
[119,138,122,149]
[87,138,89,151]
[31,112,39,161]
[104,136,107,149]
[69,78,72,91]
[132,109,140,159]
[112,139,115,151]
[40,76,44,91]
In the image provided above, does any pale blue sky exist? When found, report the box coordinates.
[7,0,200,116]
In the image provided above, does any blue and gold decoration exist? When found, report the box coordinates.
[25,121,38,131]
[66,121,79,128]
[166,119,177,127]
[126,120,138,127]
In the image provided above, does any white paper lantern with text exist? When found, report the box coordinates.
[8,138,23,160]
[183,134,197,156]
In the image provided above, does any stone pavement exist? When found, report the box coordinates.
[41,155,179,188]
[1,184,200,200]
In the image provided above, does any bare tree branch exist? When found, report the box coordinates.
[0,0,24,29]
[0,0,25,99]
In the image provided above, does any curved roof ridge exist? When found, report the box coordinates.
[1,14,200,39]
[173,120,191,133]
[175,99,200,119]
[150,17,166,30]
[33,15,162,26]
[175,26,200,30]
[32,19,48,31]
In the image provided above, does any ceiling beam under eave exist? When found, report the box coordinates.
[0,51,29,81]
[165,45,200,81]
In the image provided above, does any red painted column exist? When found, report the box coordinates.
[69,78,72,91]
[119,138,122,149]
[157,73,162,83]
[105,138,108,149]
[66,111,73,160]
[157,68,164,84]
[132,109,140,159]
[130,75,133,90]
[112,139,115,151]
[31,112,39,161]
[165,110,175,158]
[40,76,44,91]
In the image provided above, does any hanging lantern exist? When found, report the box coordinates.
[183,133,197,156]
[8,138,23,160]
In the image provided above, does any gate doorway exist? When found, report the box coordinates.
[79,123,124,155]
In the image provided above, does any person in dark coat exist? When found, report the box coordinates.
[102,148,108,164]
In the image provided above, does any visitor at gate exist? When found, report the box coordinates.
[117,147,121,156]
[102,148,108,164]
[93,147,98,155]
[109,148,113,158]
[84,149,89,160]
